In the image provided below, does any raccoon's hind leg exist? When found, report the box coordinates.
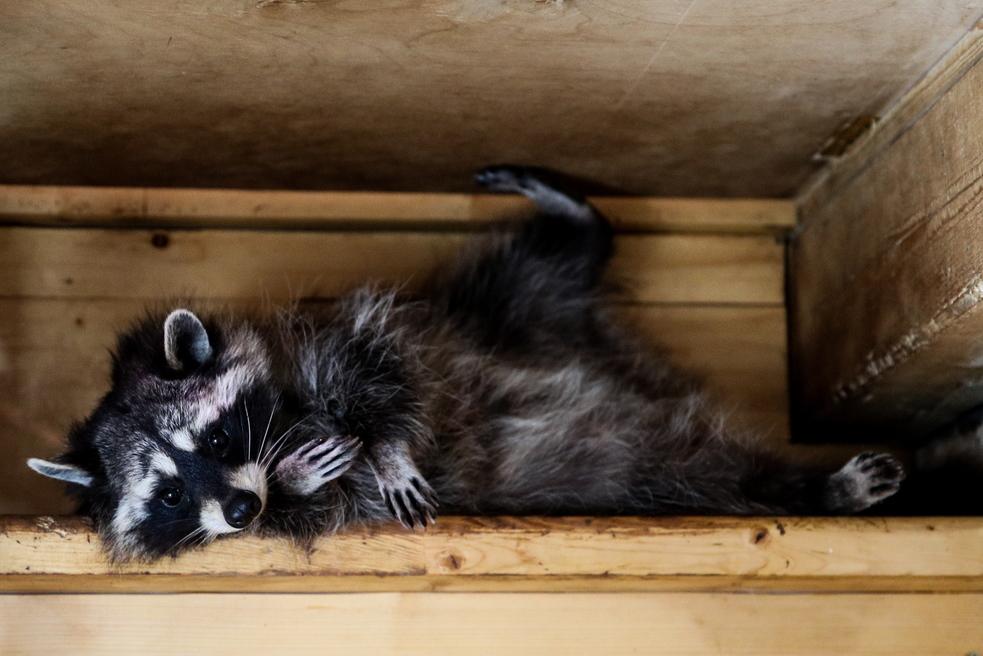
[746,451,905,514]
[823,452,905,512]
[475,165,598,224]
[474,165,612,272]
[438,165,614,349]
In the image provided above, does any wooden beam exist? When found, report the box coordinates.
[3,592,982,654]
[0,227,785,304]
[2,516,982,593]
[0,185,796,234]
[790,28,983,441]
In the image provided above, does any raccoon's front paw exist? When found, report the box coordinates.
[378,474,438,530]
[828,452,905,512]
[275,435,362,497]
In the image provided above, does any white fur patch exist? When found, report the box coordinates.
[228,462,268,511]
[111,471,159,537]
[169,427,196,452]
[199,499,241,536]
[150,451,179,477]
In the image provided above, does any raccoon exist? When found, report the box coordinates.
[27,165,905,562]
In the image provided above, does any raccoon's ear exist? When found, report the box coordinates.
[163,309,213,372]
[26,458,94,487]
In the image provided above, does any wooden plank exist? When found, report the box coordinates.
[0,300,789,514]
[0,227,785,304]
[799,23,983,216]
[1,2,979,197]
[2,592,982,654]
[622,305,788,440]
[2,516,982,593]
[0,185,796,234]
[790,40,983,441]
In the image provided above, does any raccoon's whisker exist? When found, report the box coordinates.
[170,526,206,554]
[259,422,297,471]
[257,393,281,465]
[243,398,253,462]
[195,530,215,548]
[259,413,312,471]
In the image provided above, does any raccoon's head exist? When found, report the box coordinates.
[27,308,287,562]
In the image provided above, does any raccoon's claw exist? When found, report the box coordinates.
[380,476,438,530]
[275,435,362,497]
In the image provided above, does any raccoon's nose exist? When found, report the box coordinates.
[223,490,262,529]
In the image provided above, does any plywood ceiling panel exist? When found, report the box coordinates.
[0,1,980,196]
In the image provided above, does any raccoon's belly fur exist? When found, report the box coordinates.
[418,329,757,516]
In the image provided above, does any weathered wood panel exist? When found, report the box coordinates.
[0,185,795,233]
[1,2,979,197]
[791,33,983,441]
[3,516,982,592]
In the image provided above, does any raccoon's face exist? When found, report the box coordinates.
[28,309,288,561]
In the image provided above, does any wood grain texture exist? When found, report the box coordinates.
[3,592,983,655]
[2,516,981,592]
[0,227,785,304]
[790,42,983,441]
[0,185,796,233]
[799,23,983,216]
[1,301,790,514]
[1,1,980,197]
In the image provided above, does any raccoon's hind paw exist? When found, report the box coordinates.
[379,475,438,530]
[474,164,536,194]
[275,435,362,497]
[827,452,905,512]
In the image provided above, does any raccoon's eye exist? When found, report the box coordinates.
[158,485,184,508]
[207,428,230,456]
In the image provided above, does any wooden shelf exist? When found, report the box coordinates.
[3,515,982,593]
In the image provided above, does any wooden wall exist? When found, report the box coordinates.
[1,2,980,196]
[791,26,983,441]
[0,187,800,514]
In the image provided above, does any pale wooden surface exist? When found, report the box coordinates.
[3,516,982,592]
[1,2,980,197]
[0,227,784,304]
[790,31,983,441]
[0,185,795,233]
[3,592,983,655]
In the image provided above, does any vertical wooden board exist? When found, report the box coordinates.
[791,49,983,440]
[1,593,981,655]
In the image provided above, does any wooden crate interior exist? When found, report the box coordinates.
[2,2,982,653]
